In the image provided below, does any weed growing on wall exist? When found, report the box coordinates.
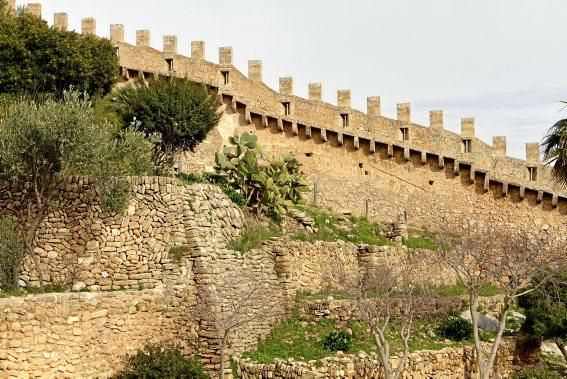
[226,219,281,252]
[169,245,190,262]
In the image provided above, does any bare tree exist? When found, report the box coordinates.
[329,254,439,379]
[437,225,566,379]
[195,262,280,379]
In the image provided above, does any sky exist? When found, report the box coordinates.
[18,0,567,159]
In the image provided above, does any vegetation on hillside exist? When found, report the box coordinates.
[0,1,118,97]
[291,207,390,246]
[211,132,309,220]
[226,218,282,252]
[114,77,221,170]
[241,317,469,364]
[0,216,23,292]
[119,343,208,379]
[0,91,155,287]
[518,270,567,362]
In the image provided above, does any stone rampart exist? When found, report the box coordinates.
[108,18,565,201]
[12,2,565,207]
[236,118,567,236]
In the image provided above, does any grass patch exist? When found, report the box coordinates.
[404,235,438,251]
[0,284,67,298]
[291,207,390,246]
[227,221,282,252]
[169,245,190,262]
[295,287,348,302]
[242,316,470,364]
[434,282,501,297]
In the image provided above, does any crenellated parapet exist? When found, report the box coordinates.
[54,12,68,31]
[13,3,567,211]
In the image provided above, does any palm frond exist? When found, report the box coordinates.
[542,117,567,185]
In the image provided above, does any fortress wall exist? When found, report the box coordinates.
[113,37,564,195]
[16,8,566,197]
[0,287,197,378]
[236,121,567,235]
[114,40,565,195]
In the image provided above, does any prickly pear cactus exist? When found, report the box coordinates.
[212,132,309,219]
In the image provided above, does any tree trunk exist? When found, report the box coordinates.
[484,306,510,379]
[557,340,567,362]
[23,206,46,288]
[219,333,229,379]
[374,332,392,379]
[470,293,489,379]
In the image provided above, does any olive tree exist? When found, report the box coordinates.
[0,91,155,287]
[114,77,221,170]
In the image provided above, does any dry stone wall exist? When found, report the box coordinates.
[0,178,243,290]
[236,340,520,379]
[270,239,456,303]
[0,287,195,378]
[0,174,526,378]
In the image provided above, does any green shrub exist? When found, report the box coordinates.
[217,183,247,208]
[226,221,281,252]
[119,342,208,379]
[114,77,220,170]
[212,132,308,220]
[0,216,23,291]
[169,245,190,262]
[513,366,562,379]
[321,330,352,352]
[436,317,473,341]
[0,8,118,97]
[518,271,566,346]
[177,172,207,185]
[100,179,132,213]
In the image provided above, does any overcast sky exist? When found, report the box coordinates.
[19,0,567,159]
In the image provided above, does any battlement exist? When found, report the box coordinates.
[13,3,567,210]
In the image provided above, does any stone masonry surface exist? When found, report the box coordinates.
[0,287,196,378]
[1,4,560,377]
[236,340,519,379]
